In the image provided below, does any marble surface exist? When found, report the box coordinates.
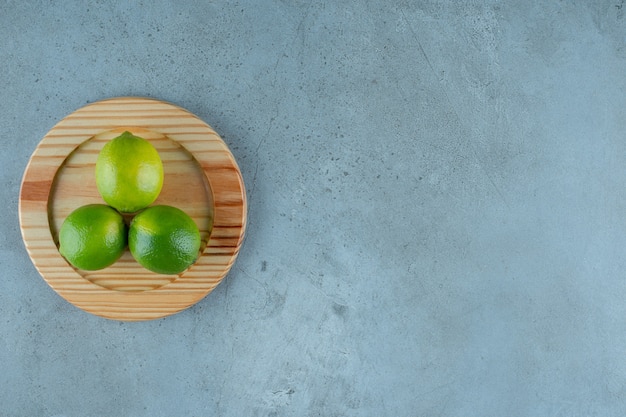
[2,1,626,416]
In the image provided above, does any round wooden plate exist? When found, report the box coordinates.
[19,97,247,321]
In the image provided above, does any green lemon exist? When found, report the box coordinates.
[58,204,127,271]
[129,205,201,275]
[95,131,164,213]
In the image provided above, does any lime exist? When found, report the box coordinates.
[129,205,201,275]
[95,131,163,213]
[58,204,127,271]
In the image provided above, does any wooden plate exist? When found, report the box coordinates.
[19,97,247,321]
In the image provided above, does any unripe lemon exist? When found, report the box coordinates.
[129,205,201,275]
[95,131,163,213]
[58,204,127,271]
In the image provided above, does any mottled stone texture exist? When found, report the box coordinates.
[2,1,626,416]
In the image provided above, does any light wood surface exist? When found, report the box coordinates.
[19,97,247,321]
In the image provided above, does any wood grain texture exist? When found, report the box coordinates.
[19,97,247,321]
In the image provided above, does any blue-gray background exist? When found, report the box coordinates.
[2,1,626,416]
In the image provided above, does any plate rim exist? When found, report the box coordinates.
[19,97,247,321]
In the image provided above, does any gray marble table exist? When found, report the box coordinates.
[2,1,625,416]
